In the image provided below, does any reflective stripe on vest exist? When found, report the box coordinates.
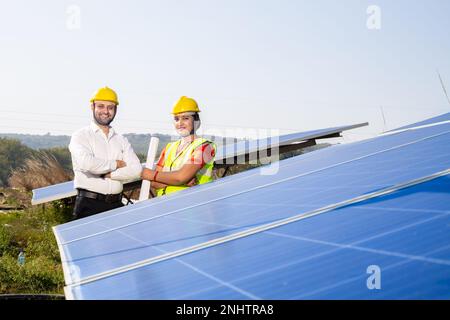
[156,138,216,196]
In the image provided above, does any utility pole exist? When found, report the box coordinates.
[437,69,450,107]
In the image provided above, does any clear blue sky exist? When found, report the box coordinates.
[1,0,449,141]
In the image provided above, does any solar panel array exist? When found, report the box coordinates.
[32,123,366,205]
[53,114,450,299]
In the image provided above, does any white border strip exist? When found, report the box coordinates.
[65,168,450,288]
[63,286,75,301]
[33,190,77,206]
[53,227,71,281]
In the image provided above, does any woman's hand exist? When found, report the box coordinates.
[151,181,168,189]
[141,168,154,181]
[142,164,201,185]
[186,177,197,187]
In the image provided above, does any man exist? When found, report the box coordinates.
[69,86,142,219]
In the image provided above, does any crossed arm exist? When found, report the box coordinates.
[141,143,214,188]
[141,163,201,187]
[103,160,127,179]
[69,134,142,180]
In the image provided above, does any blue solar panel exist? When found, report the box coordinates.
[32,181,75,204]
[214,124,367,162]
[64,176,450,300]
[388,112,450,132]
[54,119,450,299]
[32,123,366,205]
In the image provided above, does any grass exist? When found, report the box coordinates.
[1,149,73,296]
[0,199,72,295]
[8,153,73,191]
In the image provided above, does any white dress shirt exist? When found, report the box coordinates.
[69,122,142,195]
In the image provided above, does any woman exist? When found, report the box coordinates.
[141,96,216,196]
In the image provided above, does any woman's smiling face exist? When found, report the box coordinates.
[173,112,195,137]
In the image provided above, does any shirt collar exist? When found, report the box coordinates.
[90,121,116,138]
[90,121,101,133]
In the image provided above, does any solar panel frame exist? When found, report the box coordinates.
[54,122,450,298]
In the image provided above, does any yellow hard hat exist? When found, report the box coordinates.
[90,86,119,105]
[172,96,201,114]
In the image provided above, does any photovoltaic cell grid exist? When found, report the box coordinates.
[54,115,450,299]
[67,177,450,299]
[32,123,367,205]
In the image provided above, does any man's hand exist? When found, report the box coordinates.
[116,160,127,169]
[104,160,126,179]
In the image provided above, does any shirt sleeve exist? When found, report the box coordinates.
[110,137,143,181]
[156,147,167,168]
[190,142,216,167]
[69,132,117,175]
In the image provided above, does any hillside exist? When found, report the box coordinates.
[0,132,237,156]
[0,133,174,156]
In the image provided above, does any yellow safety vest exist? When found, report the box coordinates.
[156,138,216,196]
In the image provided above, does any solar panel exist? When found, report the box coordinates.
[387,112,450,132]
[214,123,367,164]
[53,115,450,299]
[32,123,367,205]
[32,180,75,205]
[65,177,450,299]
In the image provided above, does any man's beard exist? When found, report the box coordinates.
[93,111,115,126]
